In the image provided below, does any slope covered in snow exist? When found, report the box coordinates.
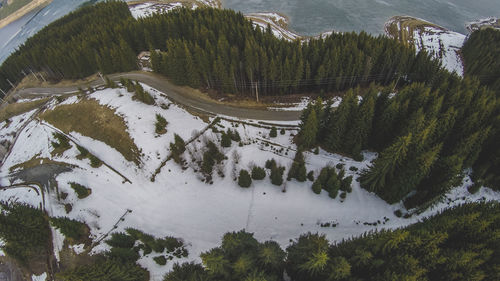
[385,16,466,76]
[1,82,499,279]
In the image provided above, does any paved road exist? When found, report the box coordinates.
[12,71,302,121]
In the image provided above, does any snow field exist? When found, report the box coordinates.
[413,26,466,76]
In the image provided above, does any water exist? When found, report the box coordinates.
[0,0,106,64]
[1,0,499,65]
[222,0,500,35]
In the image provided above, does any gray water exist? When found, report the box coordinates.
[0,0,104,64]
[223,0,500,35]
[1,0,499,65]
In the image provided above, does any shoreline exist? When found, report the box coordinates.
[0,0,53,29]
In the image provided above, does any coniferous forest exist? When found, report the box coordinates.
[297,76,499,208]
[462,28,500,91]
[0,1,443,96]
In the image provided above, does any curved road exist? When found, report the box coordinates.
[12,71,301,121]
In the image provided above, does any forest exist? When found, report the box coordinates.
[297,76,499,209]
[462,28,500,91]
[163,202,500,281]
[0,1,444,97]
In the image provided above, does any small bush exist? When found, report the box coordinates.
[221,133,232,147]
[161,237,184,253]
[88,154,102,168]
[227,129,241,142]
[312,181,322,194]
[51,133,71,154]
[340,192,347,199]
[69,182,91,199]
[336,163,344,170]
[238,170,252,188]
[106,233,136,249]
[155,114,168,135]
[64,204,72,214]
[50,217,87,241]
[108,247,140,263]
[340,176,353,193]
[314,147,319,154]
[349,166,358,171]
[154,255,167,266]
[251,166,266,180]
[76,145,88,159]
[133,82,155,105]
[270,165,285,186]
[269,127,277,138]
[307,171,314,181]
[280,128,286,135]
[468,182,482,194]
[394,210,403,218]
[265,159,277,170]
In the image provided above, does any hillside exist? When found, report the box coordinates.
[385,16,466,76]
[0,1,499,280]
[1,78,499,280]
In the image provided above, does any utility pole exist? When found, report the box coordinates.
[98,72,106,84]
[6,79,15,88]
[29,68,40,82]
[37,72,46,83]
[253,81,259,102]
[392,74,401,92]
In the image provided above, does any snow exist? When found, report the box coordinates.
[0,82,499,279]
[51,227,64,263]
[247,12,300,41]
[0,108,38,151]
[0,239,4,256]
[268,97,310,112]
[413,26,466,76]
[31,273,47,281]
[129,2,184,19]
[0,187,42,207]
[70,243,85,255]
[129,0,220,19]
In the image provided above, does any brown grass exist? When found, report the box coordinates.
[15,72,100,89]
[39,98,140,164]
[9,157,72,172]
[385,16,441,46]
[0,98,49,123]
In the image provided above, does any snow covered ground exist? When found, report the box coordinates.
[129,2,184,19]
[384,16,466,76]
[1,84,499,280]
[246,12,300,41]
[412,26,466,76]
[129,0,221,19]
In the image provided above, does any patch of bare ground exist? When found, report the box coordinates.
[0,98,49,123]
[39,98,140,164]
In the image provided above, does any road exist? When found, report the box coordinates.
[11,71,302,121]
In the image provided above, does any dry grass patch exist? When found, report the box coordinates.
[385,16,441,46]
[39,98,140,164]
[9,157,72,173]
[15,72,100,89]
[0,98,49,123]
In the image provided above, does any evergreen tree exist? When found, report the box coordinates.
[238,170,252,188]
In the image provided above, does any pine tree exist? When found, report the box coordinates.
[238,170,252,188]
[299,108,318,148]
